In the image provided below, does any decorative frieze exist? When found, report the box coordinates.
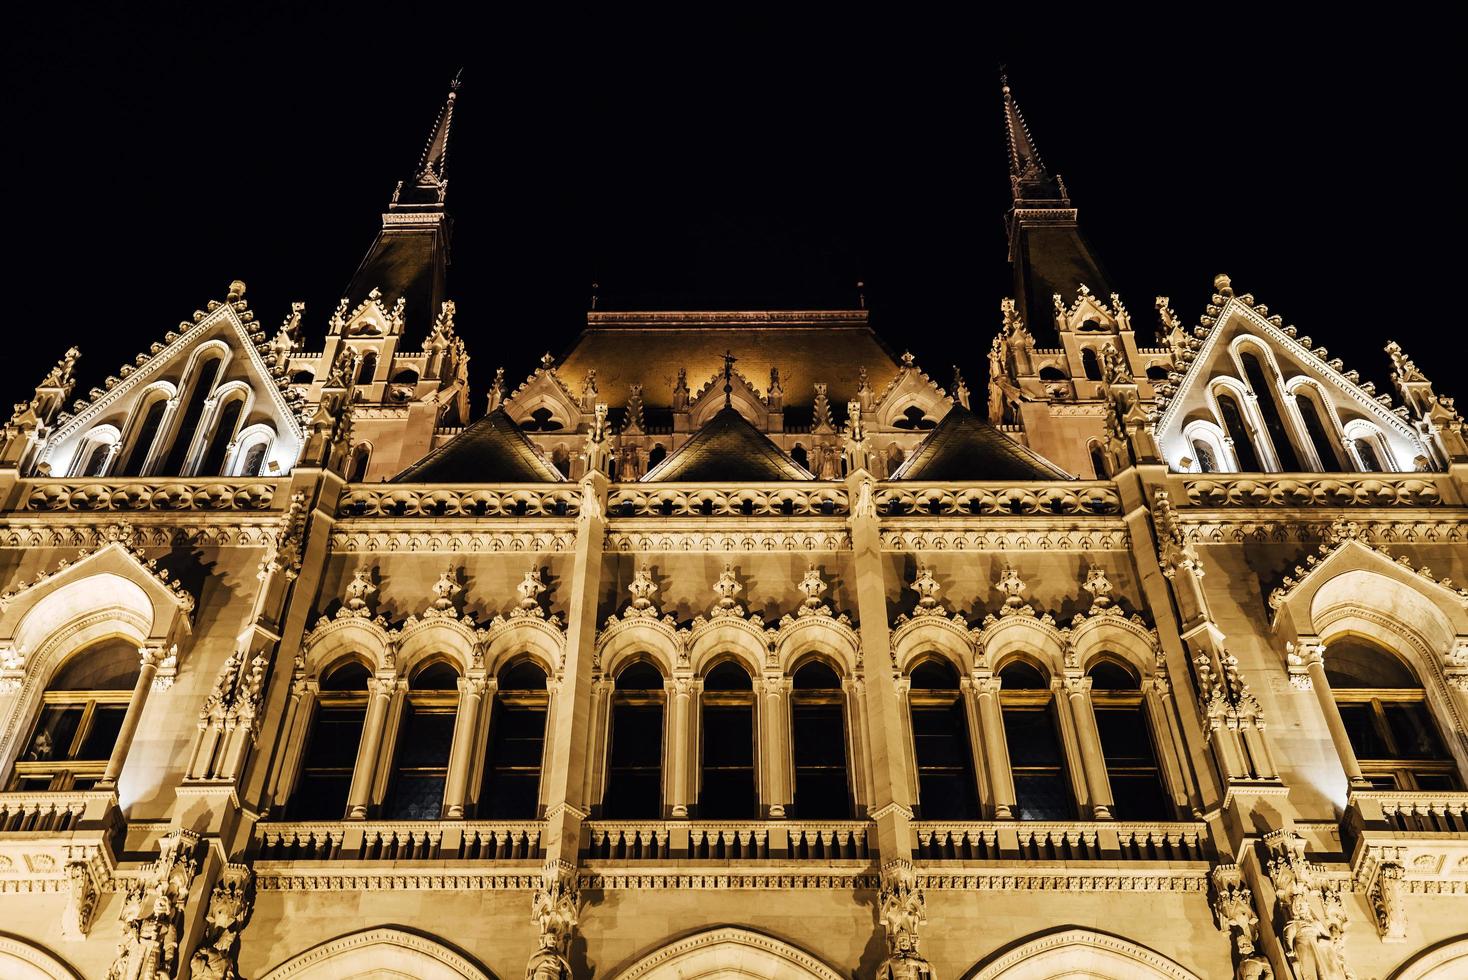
[188,865,253,980]
[876,483,1121,517]
[879,528,1129,551]
[1181,475,1445,508]
[23,479,280,512]
[327,530,577,553]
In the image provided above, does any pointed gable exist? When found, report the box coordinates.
[642,407,815,482]
[393,409,563,483]
[891,404,1071,480]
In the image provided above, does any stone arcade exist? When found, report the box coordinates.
[1,74,1467,979]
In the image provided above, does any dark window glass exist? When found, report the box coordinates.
[1089,444,1109,479]
[1217,393,1261,471]
[288,705,365,819]
[199,397,244,476]
[348,445,370,482]
[22,705,83,762]
[1384,703,1448,760]
[1295,393,1343,471]
[383,704,455,820]
[1329,641,1458,790]
[1192,439,1217,473]
[1094,704,1170,820]
[1353,438,1383,472]
[481,701,547,818]
[118,398,168,476]
[81,441,111,477]
[75,704,127,760]
[1240,352,1302,470]
[910,659,960,690]
[1338,703,1390,759]
[700,661,756,818]
[1081,348,1102,381]
[242,442,268,477]
[910,695,979,819]
[160,358,221,475]
[604,701,663,818]
[998,661,1047,690]
[1003,705,1073,820]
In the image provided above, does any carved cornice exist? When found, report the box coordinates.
[880,529,1129,551]
[22,479,281,513]
[0,522,281,550]
[916,870,1208,891]
[1181,475,1446,508]
[607,530,851,553]
[1177,518,1468,545]
[328,530,577,553]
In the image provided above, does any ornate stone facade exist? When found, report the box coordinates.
[1,73,1466,980]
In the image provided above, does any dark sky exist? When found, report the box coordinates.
[4,8,1459,410]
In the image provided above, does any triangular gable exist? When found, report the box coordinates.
[642,407,815,482]
[37,290,305,476]
[871,353,952,430]
[393,408,564,483]
[502,357,584,433]
[1154,283,1424,470]
[891,403,1071,480]
[687,367,770,429]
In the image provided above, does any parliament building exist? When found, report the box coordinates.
[1,74,1465,980]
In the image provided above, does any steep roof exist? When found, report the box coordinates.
[891,404,1070,480]
[393,409,563,483]
[642,407,815,482]
[557,311,900,410]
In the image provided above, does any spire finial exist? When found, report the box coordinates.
[1001,71,1063,204]
[393,71,462,207]
[722,350,737,408]
[590,281,599,311]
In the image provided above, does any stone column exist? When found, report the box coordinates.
[760,674,791,818]
[265,679,315,815]
[958,676,991,815]
[667,675,695,818]
[842,677,872,811]
[1064,675,1114,820]
[1144,678,1194,816]
[97,645,164,789]
[1305,651,1372,791]
[443,675,489,818]
[973,675,1015,819]
[581,677,614,811]
[345,674,396,819]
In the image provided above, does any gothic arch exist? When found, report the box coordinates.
[891,617,978,676]
[395,618,481,676]
[259,927,492,980]
[980,615,1068,677]
[966,928,1204,980]
[1391,935,1468,979]
[300,618,394,677]
[772,617,862,676]
[1069,616,1160,679]
[0,935,82,980]
[597,619,681,679]
[687,619,769,677]
[608,927,843,980]
[482,617,564,679]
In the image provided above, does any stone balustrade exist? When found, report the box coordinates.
[1173,472,1457,508]
[913,821,1209,863]
[582,820,872,861]
[606,483,848,518]
[22,479,282,512]
[337,485,580,518]
[253,821,544,862]
[0,790,117,834]
[875,482,1122,517]
[1347,791,1468,835]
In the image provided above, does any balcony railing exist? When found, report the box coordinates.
[1167,471,1458,508]
[253,821,544,862]
[21,478,284,512]
[913,821,1209,863]
[1348,791,1468,835]
[0,790,117,833]
[337,485,580,519]
[582,821,872,862]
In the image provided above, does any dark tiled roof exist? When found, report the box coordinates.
[393,409,563,483]
[892,404,1071,480]
[343,223,448,340]
[642,407,815,482]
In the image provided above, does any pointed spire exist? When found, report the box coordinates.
[1001,72,1065,204]
[393,71,461,209]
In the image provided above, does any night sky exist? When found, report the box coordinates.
[5,8,1459,410]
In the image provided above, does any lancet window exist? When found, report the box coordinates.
[479,660,549,818]
[1215,391,1261,471]
[159,353,223,474]
[1087,659,1170,820]
[1239,349,1302,470]
[383,660,459,819]
[907,657,979,819]
[999,660,1072,820]
[287,660,370,819]
[602,660,665,818]
[699,660,757,819]
[790,660,851,819]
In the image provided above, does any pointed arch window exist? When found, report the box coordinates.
[356,351,378,386]
[1325,641,1459,791]
[347,444,371,482]
[8,638,138,792]
[1192,439,1218,473]
[240,440,269,477]
[479,661,549,818]
[1239,351,1302,470]
[383,660,459,819]
[118,395,170,476]
[1216,391,1261,471]
[907,658,979,819]
[999,661,1073,820]
[1293,387,1344,472]
[603,661,665,818]
[1080,348,1102,382]
[198,394,245,476]
[1353,437,1384,472]
[1088,441,1109,479]
[790,661,851,818]
[1088,660,1171,819]
[699,660,757,818]
[287,660,369,819]
[160,356,223,475]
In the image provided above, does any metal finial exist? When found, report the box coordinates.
[590,281,599,311]
[722,350,737,408]
[857,280,866,309]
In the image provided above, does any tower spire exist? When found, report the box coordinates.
[392,70,463,209]
[1001,72,1065,204]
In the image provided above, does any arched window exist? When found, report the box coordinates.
[1088,660,1171,820]
[1216,391,1261,471]
[603,661,665,818]
[699,660,756,818]
[522,407,564,432]
[790,661,851,818]
[1353,437,1384,472]
[117,395,170,476]
[789,444,807,469]
[383,660,459,819]
[198,394,245,476]
[160,356,223,474]
[287,660,369,819]
[1325,641,1459,791]
[240,440,269,477]
[1088,441,1109,479]
[1039,365,1067,381]
[392,368,420,384]
[356,351,378,386]
[907,658,978,819]
[1080,348,1102,382]
[1293,388,1344,471]
[893,406,937,430]
[9,638,138,791]
[75,438,112,477]
[479,660,549,818]
[999,660,1072,820]
[1239,351,1302,470]
[290,369,315,385]
[347,444,371,482]
[1192,438,1218,473]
